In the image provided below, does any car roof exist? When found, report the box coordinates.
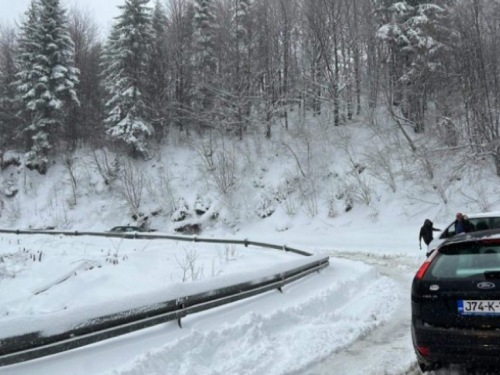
[465,211,500,219]
[440,228,500,247]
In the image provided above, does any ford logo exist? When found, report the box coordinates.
[477,282,496,290]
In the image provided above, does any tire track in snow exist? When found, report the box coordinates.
[109,261,399,375]
[311,253,492,375]
[296,251,423,375]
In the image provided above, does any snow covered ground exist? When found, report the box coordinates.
[0,228,424,375]
[3,115,499,374]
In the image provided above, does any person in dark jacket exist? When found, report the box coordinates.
[455,212,466,234]
[463,215,475,233]
[419,219,441,249]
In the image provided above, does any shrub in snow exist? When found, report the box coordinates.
[25,151,49,175]
[354,163,366,174]
[120,160,145,215]
[365,145,397,193]
[131,212,150,229]
[172,198,189,222]
[343,159,375,207]
[216,244,236,264]
[92,149,120,186]
[175,247,203,282]
[255,194,275,218]
[1,179,18,198]
[197,139,239,195]
[345,196,354,212]
[252,174,265,189]
[273,186,287,203]
[174,223,201,235]
[218,203,241,229]
[1,155,21,170]
[194,195,211,215]
[326,197,338,218]
[297,178,319,218]
[272,178,299,216]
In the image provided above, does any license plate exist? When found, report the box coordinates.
[458,300,500,315]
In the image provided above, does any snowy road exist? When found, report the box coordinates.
[299,251,421,375]
[300,252,491,375]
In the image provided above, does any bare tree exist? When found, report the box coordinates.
[67,4,104,148]
[120,159,145,214]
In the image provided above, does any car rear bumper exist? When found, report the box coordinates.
[412,318,500,366]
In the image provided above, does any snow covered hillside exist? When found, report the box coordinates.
[2,112,499,249]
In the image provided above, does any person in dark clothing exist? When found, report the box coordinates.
[463,215,475,233]
[419,219,441,249]
[455,212,466,234]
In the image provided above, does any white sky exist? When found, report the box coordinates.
[0,0,124,36]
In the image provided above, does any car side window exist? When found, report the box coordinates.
[442,223,456,239]
[490,217,500,229]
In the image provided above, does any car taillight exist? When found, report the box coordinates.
[417,346,430,356]
[415,251,438,280]
[415,261,431,280]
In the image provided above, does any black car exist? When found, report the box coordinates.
[108,226,148,233]
[412,229,500,372]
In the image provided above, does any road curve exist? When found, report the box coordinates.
[296,250,422,375]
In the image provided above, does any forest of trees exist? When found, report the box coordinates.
[1,0,500,176]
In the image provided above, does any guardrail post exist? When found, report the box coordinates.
[193,236,198,243]
[317,260,323,273]
[177,303,185,328]
[16,229,19,235]
[244,238,248,247]
[283,245,288,252]
[75,231,79,236]
[277,274,284,293]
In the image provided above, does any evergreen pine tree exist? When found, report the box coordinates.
[231,0,252,137]
[192,0,216,114]
[0,26,20,155]
[16,0,79,174]
[376,1,448,133]
[102,0,154,157]
[146,0,169,139]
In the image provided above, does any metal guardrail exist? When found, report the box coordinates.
[0,229,312,256]
[0,229,329,367]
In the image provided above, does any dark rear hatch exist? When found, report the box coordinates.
[413,239,500,329]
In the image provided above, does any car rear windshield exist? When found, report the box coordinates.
[428,240,500,279]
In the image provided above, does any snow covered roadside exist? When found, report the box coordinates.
[0,233,322,340]
[0,233,401,375]
[2,262,399,374]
